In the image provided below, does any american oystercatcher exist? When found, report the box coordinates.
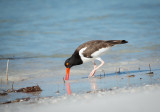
[64,40,128,80]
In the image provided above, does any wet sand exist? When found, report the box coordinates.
[0,63,160,105]
[1,74,160,112]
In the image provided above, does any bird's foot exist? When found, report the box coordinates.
[88,75,95,78]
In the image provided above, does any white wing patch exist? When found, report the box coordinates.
[79,47,94,63]
[91,47,110,58]
[79,47,110,63]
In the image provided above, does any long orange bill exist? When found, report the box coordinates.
[65,68,70,80]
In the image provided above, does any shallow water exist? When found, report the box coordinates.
[0,0,160,58]
[0,67,160,104]
[0,0,160,106]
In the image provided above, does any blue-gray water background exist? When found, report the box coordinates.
[0,0,160,103]
[1,0,160,78]
[0,0,160,58]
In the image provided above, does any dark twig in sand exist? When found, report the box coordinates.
[149,64,151,72]
[2,97,30,104]
[118,68,120,74]
[56,85,60,94]
[127,75,135,77]
[125,68,135,78]
[101,70,105,77]
[0,91,8,96]
[15,85,42,93]
[0,85,42,104]
[6,59,9,83]
[63,77,65,83]
[12,81,14,91]
[138,67,140,71]
[4,85,42,93]
[147,64,154,74]
[115,68,118,78]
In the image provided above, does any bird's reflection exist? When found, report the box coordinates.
[65,78,98,95]
[89,78,98,91]
[66,81,72,95]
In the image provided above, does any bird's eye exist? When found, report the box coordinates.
[66,63,69,66]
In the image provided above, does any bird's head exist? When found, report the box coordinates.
[64,58,73,80]
[64,53,83,80]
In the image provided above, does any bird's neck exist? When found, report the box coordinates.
[71,50,83,66]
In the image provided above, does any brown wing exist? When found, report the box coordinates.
[76,40,128,58]
[76,40,113,58]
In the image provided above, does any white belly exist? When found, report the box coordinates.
[91,47,110,58]
[79,47,110,63]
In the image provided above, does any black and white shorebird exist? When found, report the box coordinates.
[64,40,128,80]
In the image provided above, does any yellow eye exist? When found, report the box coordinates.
[66,63,69,66]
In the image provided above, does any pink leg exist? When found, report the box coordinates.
[89,61,97,77]
[89,58,104,77]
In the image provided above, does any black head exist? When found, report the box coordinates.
[64,53,83,68]
[64,58,73,68]
[64,51,83,80]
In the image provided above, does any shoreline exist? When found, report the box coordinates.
[0,65,160,104]
[1,84,160,112]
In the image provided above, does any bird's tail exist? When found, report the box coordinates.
[106,40,128,45]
